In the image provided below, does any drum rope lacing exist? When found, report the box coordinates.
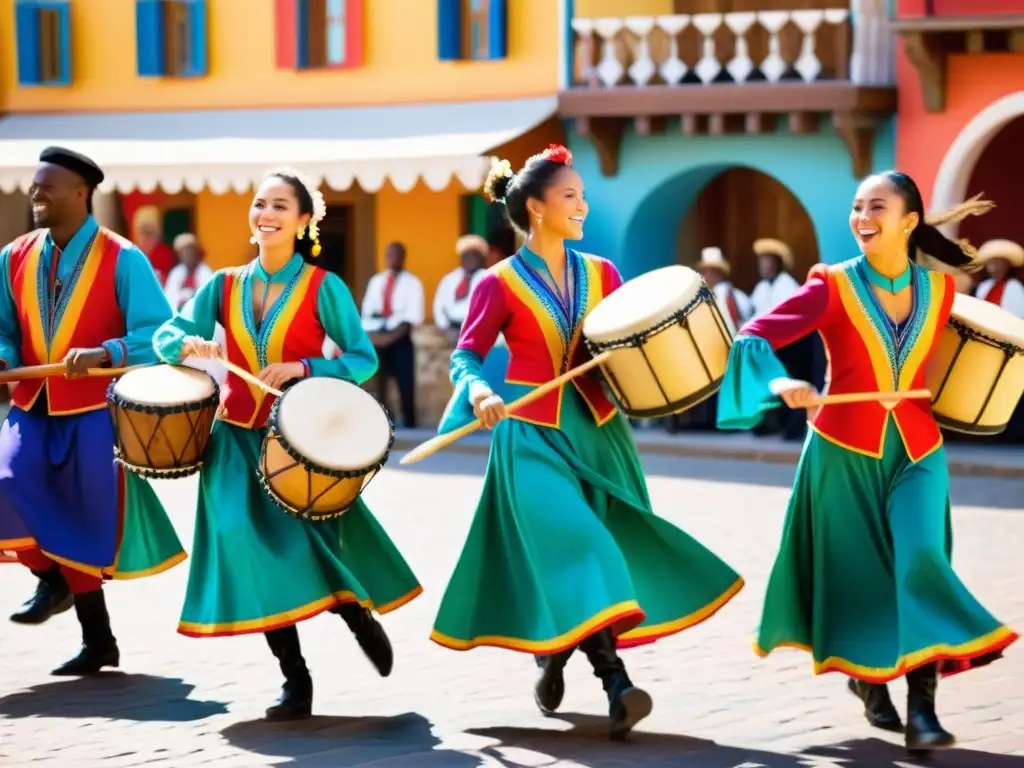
[931,317,1024,432]
[583,284,734,417]
[106,378,221,481]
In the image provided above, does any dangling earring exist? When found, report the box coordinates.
[249,236,257,245]
[297,225,306,241]
[537,216,543,227]
[311,236,322,258]
[903,228,910,234]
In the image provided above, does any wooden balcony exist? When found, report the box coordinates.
[560,2,897,178]
[891,13,1024,113]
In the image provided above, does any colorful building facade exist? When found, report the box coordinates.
[563,0,899,295]
[0,0,565,308]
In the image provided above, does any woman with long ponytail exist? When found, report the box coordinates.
[717,170,1017,756]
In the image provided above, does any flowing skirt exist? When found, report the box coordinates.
[431,388,744,653]
[178,421,423,637]
[755,421,1018,682]
[0,406,185,578]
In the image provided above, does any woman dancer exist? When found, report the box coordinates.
[430,146,743,740]
[153,168,422,720]
[717,171,1018,755]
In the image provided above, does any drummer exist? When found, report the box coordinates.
[975,239,1024,317]
[718,170,1017,756]
[428,148,743,740]
[153,167,423,721]
[0,146,185,675]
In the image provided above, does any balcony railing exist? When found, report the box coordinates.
[569,0,895,90]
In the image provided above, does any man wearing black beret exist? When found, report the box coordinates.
[0,147,186,676]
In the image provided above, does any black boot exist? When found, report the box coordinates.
[51,589,120,676]
[10,568,73,625]
[905,664,956,755]
[534,648,574,715]
[264,625,313,720]
[847,678,903,732]
[579,629,652,740]
[332,602,393,677]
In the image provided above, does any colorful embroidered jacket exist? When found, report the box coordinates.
[717,257,954,462]
[0,219,171,415]
[154,253,377,429]
[438,247,622,433]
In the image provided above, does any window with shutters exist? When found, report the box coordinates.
[163,0,192,76]
[276,0,362,70]
[135,0,207,79]
[15,0,71,86]
[304,0,348,68]
[463,0,489,60]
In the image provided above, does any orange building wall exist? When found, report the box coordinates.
[0,0,560,113]
[895,49,1024,206]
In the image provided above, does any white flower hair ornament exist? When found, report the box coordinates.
[483,157,515,204]
[271,166,328,257]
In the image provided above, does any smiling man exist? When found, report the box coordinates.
[0,146,185,676]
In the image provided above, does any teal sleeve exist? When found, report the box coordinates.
[307,272,379,385]
[153,272,224,364]
[716,334,791,431]
[0,244,21,369]
[437,348,493,435]
[105,247,175,366]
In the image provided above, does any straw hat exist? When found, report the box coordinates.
[173,232,197,252]
[456,234,488,256]
[753,238,794,271]
[977,239,1024,267]
[695,246,731,275]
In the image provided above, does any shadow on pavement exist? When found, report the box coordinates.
[468,719,1024,767]
[221,711,483,766]
[0,673,228,722]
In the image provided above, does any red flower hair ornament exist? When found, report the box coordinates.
[543,144,573,166]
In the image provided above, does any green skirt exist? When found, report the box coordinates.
[431,388,744,654]
[178,421,422,638]
[756,421,1018,682]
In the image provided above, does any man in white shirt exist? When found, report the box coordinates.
[361,242,425,428]
[750,238,801,317]
[696,246,753,336]
[433,235,488,342]
[164,233,226,386]
[975,239,1024,318]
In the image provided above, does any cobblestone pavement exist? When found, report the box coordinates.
[2,453,1022,767]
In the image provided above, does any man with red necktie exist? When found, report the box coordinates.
[433,235,488,342]
[361,242,424,428]
[974,239,1024,317]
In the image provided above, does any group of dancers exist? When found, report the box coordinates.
[0,144,1017,755]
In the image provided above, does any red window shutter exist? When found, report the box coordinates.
[343,0,363,68]
[275,0,298,69]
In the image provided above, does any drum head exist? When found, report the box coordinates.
[583,265,706,343]
[950,293,1024,349]
[113,364,216,405]
[276,378,392,471]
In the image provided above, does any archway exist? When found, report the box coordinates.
[956,114,1024,253]
[677,167,820,294]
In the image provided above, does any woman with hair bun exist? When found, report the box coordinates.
[717,170,1018,755]
[430,145,743,740]
[153,168,422,721]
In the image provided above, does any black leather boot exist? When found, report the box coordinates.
[905,664,955,754]
[847,678,903,732]
[534,647,574,715]
[332,602,393,677]
[10,568,73,625]
[51,589,120,676]
[579,629,652,740]
[264,625,313,720]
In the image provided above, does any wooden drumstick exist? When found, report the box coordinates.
[399,351,613,466]
[219,358,283,397]
[808,388,932,409]
[0,362,141,384]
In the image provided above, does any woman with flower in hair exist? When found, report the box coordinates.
[153,168,422,720]
[717,171,1019,755]
[430,146,743,740]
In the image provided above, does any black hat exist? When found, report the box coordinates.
[38,146,105,188]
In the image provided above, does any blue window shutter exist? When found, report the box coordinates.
[486,0,506,60]
[296,0,310,68]
[185,0,208,77]
[15,2,41,85]
[136,0,165,76]
[55,0,71,84]
[437,0,461,61]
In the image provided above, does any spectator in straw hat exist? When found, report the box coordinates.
[433,234,488,340]
[164,233,214,312]
[975,239,1024,317]
[696,246,753,336]
[750,238,800,318]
